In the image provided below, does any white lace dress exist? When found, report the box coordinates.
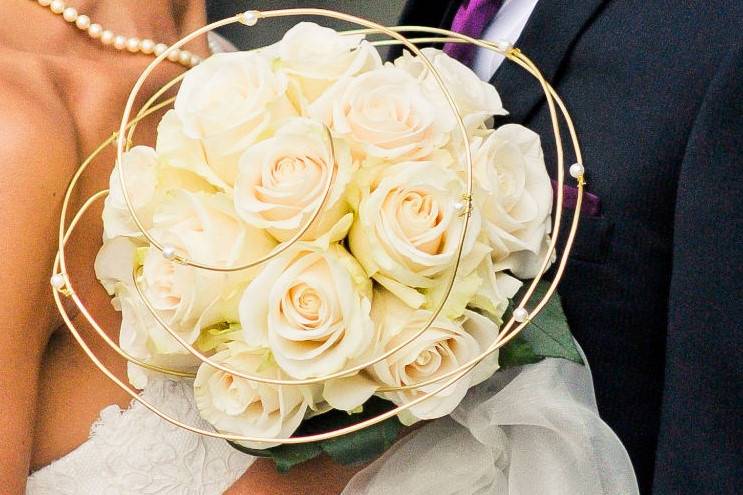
[26,377,252,494]
[27,355,639,495]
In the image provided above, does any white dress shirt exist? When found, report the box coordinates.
[471,0,540,80]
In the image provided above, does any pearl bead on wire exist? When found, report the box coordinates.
[161,245,177,260]
[31,0,202,68]
[513,307,529,323]
[569,163,585,179]
[50,273,66,290]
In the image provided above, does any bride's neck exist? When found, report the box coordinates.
[4,0,206,57]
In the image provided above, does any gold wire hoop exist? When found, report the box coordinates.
[60,9,480,388]
[51,9,585,444]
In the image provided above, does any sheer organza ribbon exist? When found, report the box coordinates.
[342,347,638,495]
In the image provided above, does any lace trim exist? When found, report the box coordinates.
[26,377,254,495]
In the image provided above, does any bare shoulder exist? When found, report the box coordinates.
[0,55,78,492]
[0,52,77,170]
[0,54,78,331]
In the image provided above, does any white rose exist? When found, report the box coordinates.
[141,189,275,337]
[137,245,228,348]
[194,341,319,449]
[395,47,507,131]
[173,51,297,185]
[239,243,375,380]
[368,290,500,422]
[102,146,159,240]
[102,143,225,241]
[309,65,455,161]
[234,118,354,242]
[98,191,276,356]
[95,237,202,388]
[348,161,480,310]
[471,124,554,278]
[150,190,275,268]
[275,22,381,102]
[155,110,231,191]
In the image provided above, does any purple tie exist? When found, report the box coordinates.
[444,0,503,66]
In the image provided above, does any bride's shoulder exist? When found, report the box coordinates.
[0,54,80,491]
[0,54,79,339]
[0,52,79,268]
[0,54,77,171]
[0,52,81,338]
[0,55,78,286]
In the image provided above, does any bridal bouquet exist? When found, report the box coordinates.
[95,22,582,471]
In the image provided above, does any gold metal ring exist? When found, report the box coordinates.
[51,9,584,444]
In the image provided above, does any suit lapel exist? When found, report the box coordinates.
[396,0,608,124]
[397,0,459,29]
[491,0,609,123]
[390,0,460,59]
[439,0,461,29]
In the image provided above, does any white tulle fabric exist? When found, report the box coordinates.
[341,355,639,495]
[27,354,638,494]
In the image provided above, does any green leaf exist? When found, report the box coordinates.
[226,397,402,472]
[498,280,584,368]
[270,443,324,473]
[498,333,544,368]
[227,441,323,473]
[320,412,400,466]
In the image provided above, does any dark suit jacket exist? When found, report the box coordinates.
[395,1,742,493]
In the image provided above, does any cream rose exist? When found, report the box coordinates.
[274,22,381,102]
[239,243,374,380]
[102,146,159,240]
[98,191,276,354]
[173,51,297,185]
[348,161,480,310]
[137,245,228,348]
[425,238,524,322]
[103,144,223,242]
[97,189,276,385]
[143,191,276,340]
[95,237,203,388]
[471,124,554,278]
[368,290,500,422]
[194,341,319,449]
[119,287,208,389]
[395,47,507,130]
[155,110,231,191]
[150,190,275,269]
[309,65,455,161]
[234,118,354,242]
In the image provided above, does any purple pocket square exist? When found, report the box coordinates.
[551,180,601,217]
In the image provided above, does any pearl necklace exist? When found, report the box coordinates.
[33,0,201,67]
